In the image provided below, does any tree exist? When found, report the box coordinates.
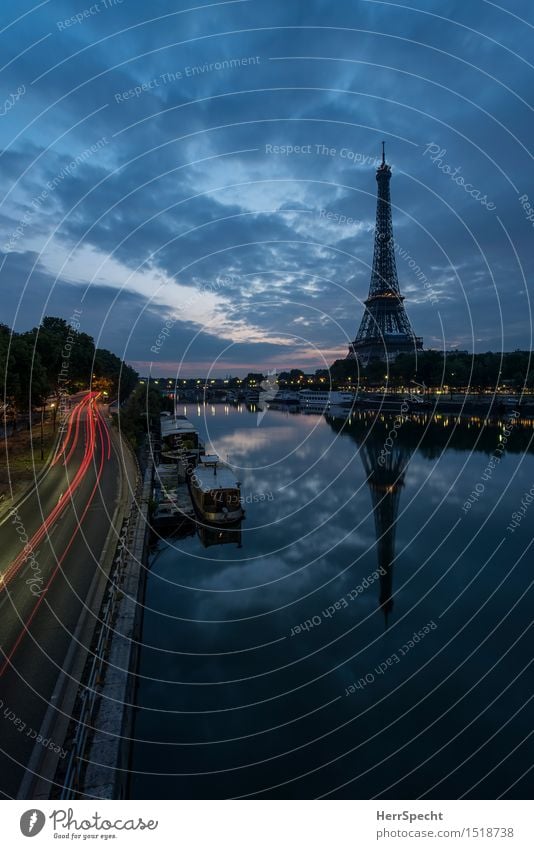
[244,372,264,386]
[329,359,359,383]
[443,354,471,388]
[30,316,95,397]
[118,383,161,448]
[7,337,49,430]
[94,348,138,402]
[365,359,389,385]
[0,317,142,430]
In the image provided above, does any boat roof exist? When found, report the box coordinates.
[201,454,220,464]
[160,416,197,436]
[299,389,351,395]
[192,464,240,493]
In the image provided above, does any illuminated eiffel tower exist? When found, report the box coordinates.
[348,143,422,365]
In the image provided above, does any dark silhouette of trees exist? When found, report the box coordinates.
[94,348,138,402]
[117,382,161,448]
[0,317,139,427]
[330,350,533,391]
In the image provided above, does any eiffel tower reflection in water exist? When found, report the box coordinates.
[359,428,413,628]
[325,407,534,629]
[325,409,415,629]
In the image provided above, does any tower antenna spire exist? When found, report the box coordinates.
[382,140,385,165]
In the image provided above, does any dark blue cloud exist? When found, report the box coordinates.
[0,0,532,373]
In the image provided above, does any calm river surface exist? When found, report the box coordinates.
[130,403,534,799]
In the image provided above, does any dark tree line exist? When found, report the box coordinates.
[116,382,162,449]
[330,350,534,391]
[0,317,138,427]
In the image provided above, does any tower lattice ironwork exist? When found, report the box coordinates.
[348,143,422,364]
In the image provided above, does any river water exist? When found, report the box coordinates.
[130,403,534,799]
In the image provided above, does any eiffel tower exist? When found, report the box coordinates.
[348,143,423,365]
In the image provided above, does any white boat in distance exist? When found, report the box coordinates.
[299,389,355,409]
[272,390,300,405]
[187,454,245,525]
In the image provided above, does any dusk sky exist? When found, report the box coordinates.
[1,0,533,376]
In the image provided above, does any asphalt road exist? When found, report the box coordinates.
[0,393,121,798]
